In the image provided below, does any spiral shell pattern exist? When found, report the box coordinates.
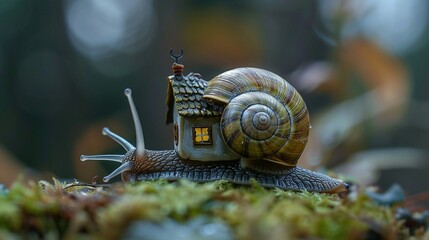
[203,68,310,167]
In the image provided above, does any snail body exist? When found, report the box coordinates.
[80,54,347,194]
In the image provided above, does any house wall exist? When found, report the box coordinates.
[175,115,240,161]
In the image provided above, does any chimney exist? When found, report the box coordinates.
[172,63,184,76]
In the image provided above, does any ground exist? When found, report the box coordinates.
[0,178,426,240]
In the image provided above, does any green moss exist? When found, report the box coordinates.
[0,178,425,239]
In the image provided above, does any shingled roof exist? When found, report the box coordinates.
[166,72,224,123]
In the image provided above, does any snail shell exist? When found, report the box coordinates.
[203,67,310,167]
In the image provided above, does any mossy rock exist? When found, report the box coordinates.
[0,178,426,239]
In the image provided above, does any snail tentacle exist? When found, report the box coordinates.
[103,161,133,183]
[102,127,135,152]
[80,89,147,183]
[80,154,124,163]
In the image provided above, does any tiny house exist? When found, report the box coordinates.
[165,64,239,161]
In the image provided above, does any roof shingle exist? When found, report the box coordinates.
[169,73,223,117]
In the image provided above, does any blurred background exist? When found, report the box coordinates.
[0,0,428,206]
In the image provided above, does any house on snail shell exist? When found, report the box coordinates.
[165,62,239,161]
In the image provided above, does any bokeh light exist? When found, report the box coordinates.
[65,0,156,60]
[319,0,428,54]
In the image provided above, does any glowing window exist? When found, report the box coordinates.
[193,126,212,145]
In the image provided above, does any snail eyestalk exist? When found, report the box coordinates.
[124,88,146,157]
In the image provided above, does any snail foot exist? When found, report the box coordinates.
[240,158,294,175]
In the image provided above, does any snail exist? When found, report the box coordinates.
[80,52,348,194]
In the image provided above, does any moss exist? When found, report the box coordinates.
[0,178,425,239]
